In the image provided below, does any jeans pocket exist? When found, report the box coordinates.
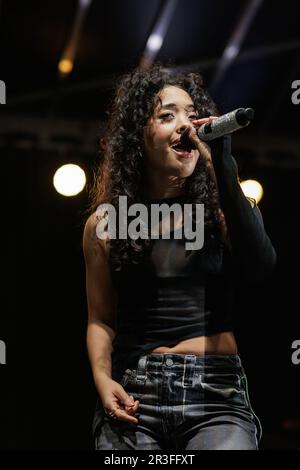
[197,372,247,406]
[240,375,263,443]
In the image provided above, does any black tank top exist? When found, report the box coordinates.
[111,195,234,371]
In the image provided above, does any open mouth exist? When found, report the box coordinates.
[171,143,193,158]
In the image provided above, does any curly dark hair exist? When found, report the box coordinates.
[86,64,228,272]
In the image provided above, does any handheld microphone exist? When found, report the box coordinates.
[180,107,254,150]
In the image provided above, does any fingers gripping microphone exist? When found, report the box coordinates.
[180,107,254,150]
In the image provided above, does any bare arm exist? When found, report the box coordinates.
[83,213,139,423]
[83,212,117,383]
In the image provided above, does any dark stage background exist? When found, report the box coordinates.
[0,0,300,449]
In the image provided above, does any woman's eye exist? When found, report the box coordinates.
[159,113,198,121]
[159,113,174,121]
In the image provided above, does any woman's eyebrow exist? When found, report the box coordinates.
[159,103,195,111]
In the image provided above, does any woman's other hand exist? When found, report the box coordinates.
[96,374,140,424]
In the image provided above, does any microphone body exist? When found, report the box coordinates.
[180,107,254,149]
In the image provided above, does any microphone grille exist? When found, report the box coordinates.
[236,107,255,126]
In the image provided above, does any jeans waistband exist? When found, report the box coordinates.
[136,353,244,385]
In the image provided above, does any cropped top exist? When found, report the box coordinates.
[110,137,277,372]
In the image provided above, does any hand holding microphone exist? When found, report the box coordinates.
[179,108,254,181]
[180,107,254,151]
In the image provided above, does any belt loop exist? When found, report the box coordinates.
[183,355,196,388]
[136,355,147,384]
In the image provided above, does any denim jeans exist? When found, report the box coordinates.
[93,353,262,450]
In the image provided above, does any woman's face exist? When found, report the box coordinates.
[143,85,200,177]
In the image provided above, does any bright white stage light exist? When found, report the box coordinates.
[240,179,264,204]
[146,34,163,52]
[53,164,86,197]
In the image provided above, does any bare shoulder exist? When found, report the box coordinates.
[83,211,117,327]
[83,210,111,261]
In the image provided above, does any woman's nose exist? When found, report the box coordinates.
[176,119,192,135]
